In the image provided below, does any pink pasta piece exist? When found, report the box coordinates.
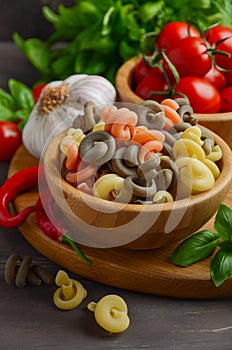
[104,108,138,140]
[100,105,118,122]
[66,163,97,184]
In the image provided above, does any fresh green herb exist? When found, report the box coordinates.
[169,204,232,287]
[13,0,230,83]
[0,79,34,130]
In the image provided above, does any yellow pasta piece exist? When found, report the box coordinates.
[60,128,85,155]
[93,174,131,202]
[173,139,205,161]
[206,145,223,162]
[87,294,130,333]
[181,125,204,146]
[153,190,174,203]
[175,157,215,194]
[53,270,87,310]
[92,119,105,131]
[67,127,85,142]
[202,158,221,179]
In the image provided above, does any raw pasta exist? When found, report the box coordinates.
[60,99,222,202]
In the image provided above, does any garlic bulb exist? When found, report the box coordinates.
[22,74,117,159]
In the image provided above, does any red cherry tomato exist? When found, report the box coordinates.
[224,70,232,86]
[32,83,47,102]
[205,25,232,44]
[204,25,232,70]
[164,37,212,77]
[214,37,232,71]
[133,59,162,86]
[156,21,200,51]
[0,121,22,161]
[135,70,169,102]
[203,67,226,91]
[220,86,232,112]
[175,77,221,113]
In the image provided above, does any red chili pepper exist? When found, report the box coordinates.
[0,165,91,265]
[0,166,39,228]
[36,189,92,266]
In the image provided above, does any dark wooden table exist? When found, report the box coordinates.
[1,43,232,350]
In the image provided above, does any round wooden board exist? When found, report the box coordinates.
[8,145,232,299]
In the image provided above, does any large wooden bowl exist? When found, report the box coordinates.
[115,56,232,149]
[43,129,232,250]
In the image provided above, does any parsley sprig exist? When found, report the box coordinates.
[169,204,232,287]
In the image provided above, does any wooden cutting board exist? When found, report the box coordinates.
[8,145,232,299]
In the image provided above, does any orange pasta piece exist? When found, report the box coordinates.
[130,125,147,138]
[132,129,165,145]
[161,98,179,111]
[139,140,163,163]
[65,142,79,170]
[162,104,182,125]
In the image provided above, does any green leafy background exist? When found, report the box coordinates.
[13,0,232,83]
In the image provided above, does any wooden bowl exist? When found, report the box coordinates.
[43,129,232,250]
[115,56,232,149]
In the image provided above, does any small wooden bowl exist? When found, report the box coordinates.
[43,129,232,250]
[115,56,232,149]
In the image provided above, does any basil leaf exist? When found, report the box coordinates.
[8,79,34,111]
[0,89,16,110]
[13,32,27,55]
[15,109,31,130]
[0,105,15,120]
[169,230,220,267]
[214,204,232,241]
[210,246,232,287]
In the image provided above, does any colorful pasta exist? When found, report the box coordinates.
[60,100,223,202]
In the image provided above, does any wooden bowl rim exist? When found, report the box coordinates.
[44,128,232,215]
[115,56,232,121]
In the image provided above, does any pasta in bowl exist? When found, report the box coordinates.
[43,101,232,250]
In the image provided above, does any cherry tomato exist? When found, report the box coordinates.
[135,70,169,102]
[220,86,232,112]
[156,21,200,51]
[175,77,221,113]
[133,59,162,86]
[205,25,232,45]
[164,37,212,77]
[224,70,232,86]
[203,67,226,91]
[204,25,232,70]
[0,121,22,161]
[32,83,47,102]
[214,37,232,71]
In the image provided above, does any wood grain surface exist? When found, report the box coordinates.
[8,145,232,299]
